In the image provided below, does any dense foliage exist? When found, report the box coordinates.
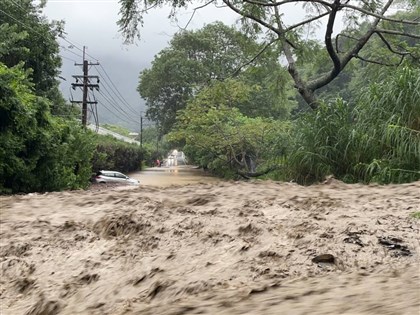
[91,134,144,174]
[0,0,68,112]
[286,65,420,184]
[0,63,95,193]
[0,1,145,193]
[120,0,419,107]
[139,22,295,134]
[169,79,290,177]
[140,13,419,183]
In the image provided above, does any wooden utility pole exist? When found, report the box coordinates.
[71,46,100,127]
[82,58,88,127]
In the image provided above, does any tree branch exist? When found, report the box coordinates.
[223,0,282,36]
[272,4,318,108]
[178,0,215,31]
[309,0,395,91]
[375,28,420,39]
[324,0,341,80]
[341,3,420,25]
[242,0,333,8]
[283,10,331,33]
[236,165,279,179]
[230,38,279,77]
[335,33,360,54]
[354,54,404,66]
[375,31,411,56]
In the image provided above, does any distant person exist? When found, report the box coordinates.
[156,159,160,167]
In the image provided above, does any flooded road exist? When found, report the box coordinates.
[129,165,222,187]
[1,180,419,314]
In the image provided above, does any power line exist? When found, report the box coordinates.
[96,89,138,124]
[58,35,85,55]
[60,45,83,59]
[61,55,77,63]
[4,2,141,127]
[0,7,78,69]
[92,69,137,120]
[96,64,139,116]
[94,90,138,125]
[8,0,27,13]
[59,35,99,63]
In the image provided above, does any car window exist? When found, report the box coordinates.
[115,173,126,178]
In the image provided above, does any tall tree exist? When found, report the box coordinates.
[139,22,295,133]
[169,81,290,177]
[0,0,65,108]
[119,0,420,109]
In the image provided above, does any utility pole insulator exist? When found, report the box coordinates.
[70,46,100,128]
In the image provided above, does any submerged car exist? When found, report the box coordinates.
[94,170,139,185]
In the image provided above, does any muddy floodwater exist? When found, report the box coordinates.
[1,178,419,314]
[129,166,222,187]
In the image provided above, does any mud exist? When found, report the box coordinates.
[1,180,419,314]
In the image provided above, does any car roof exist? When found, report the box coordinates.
[100,170,125,174]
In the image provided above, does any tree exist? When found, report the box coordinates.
[119,0,420,109]
[0,0,67,110]
[0,63,95,193]
[169,79,290,177]
[139,22,294,133]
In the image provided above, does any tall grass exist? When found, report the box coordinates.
[286,65,420,184]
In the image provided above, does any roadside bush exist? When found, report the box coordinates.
[91,134,144,174]
[0,63,95,193]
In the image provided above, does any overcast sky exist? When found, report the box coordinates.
[39,0,345,129]
[40,0,239,128]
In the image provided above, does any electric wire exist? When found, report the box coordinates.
[93,90,137,125]
[96,64,139,116]
[4,2,141,127]
[97,91,138,124]
[0,6,79,66]
[91,72,137,121]
[94,88,138,124]
[61,55,77,63]
[60,45,83,59]
[87,93,99,130]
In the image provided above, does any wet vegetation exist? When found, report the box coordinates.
[1,0,419,193]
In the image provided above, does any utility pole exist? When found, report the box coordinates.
[82,57,88,127]
[71,46,100,128]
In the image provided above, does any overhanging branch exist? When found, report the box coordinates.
[223,0,282,36]
[230,38,279,77]
[309,0,395,91]
[375,32,411,56]
[341,3,420,25]
[375,28,420,39]
[236,165,279,179]
[354,54,404,66]
[284,10,331,32]
[242,0,333,8]
[324,0,341,79]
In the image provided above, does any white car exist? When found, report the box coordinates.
[94,170,139,185]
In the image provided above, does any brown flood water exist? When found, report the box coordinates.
[129,165,222,187]
[1,178,419,315]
